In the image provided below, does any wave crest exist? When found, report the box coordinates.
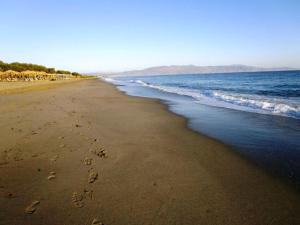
[132,80,300,119]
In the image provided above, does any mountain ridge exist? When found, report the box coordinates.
[103,65,296,77]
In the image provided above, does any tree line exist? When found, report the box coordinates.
[0,60,81,76]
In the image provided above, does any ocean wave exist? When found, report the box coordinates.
[102,77,116,83]
[131,80,300,119]
[207,91,300,118]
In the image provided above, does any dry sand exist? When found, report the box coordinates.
[0,79,299,225]
[0,79,81,95]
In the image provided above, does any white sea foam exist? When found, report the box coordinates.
[102,77,115,83]
[131,80,300,119]
[208,91,300,118]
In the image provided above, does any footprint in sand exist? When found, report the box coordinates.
[25,200,40,214]
[88,138,98,144]
[90,148,107,158]
[88,170,98,183]
[84,189,94,200]
[31,131,39,135]
[47,171,56,180]
[59,144,66,148]
[83,157,93,166]
[13,154,23,161]
[50,155,59,162]
[72,192,84,208]
[92,218,104,225]
[71,189,94,208]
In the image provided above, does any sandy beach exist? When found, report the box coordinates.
[0,79,300,225]
[0,79,81,95]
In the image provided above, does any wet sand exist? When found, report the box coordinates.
[0,79,299,225]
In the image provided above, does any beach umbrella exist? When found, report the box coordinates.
[1,70,20,81]
[4,70,19,77]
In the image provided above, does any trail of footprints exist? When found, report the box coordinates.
[24,120,107,225]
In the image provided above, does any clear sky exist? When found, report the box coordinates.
[1,0,299,72]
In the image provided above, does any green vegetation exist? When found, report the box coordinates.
[78,74,96,78]
[56,70,71,74]
[0,60,96,81]
[0,60,80,76]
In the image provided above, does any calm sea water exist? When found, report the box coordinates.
[104,71,300,187]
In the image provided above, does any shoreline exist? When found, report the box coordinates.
[1,79,300,225]
[109,76,300,189]
[106,79,236,150]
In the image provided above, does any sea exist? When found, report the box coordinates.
[104,70,300,188]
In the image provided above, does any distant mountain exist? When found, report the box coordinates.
[105,65,295,77]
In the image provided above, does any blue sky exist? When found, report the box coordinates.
[1,0,299,72]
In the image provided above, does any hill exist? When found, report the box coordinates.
[106,65,295,76]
